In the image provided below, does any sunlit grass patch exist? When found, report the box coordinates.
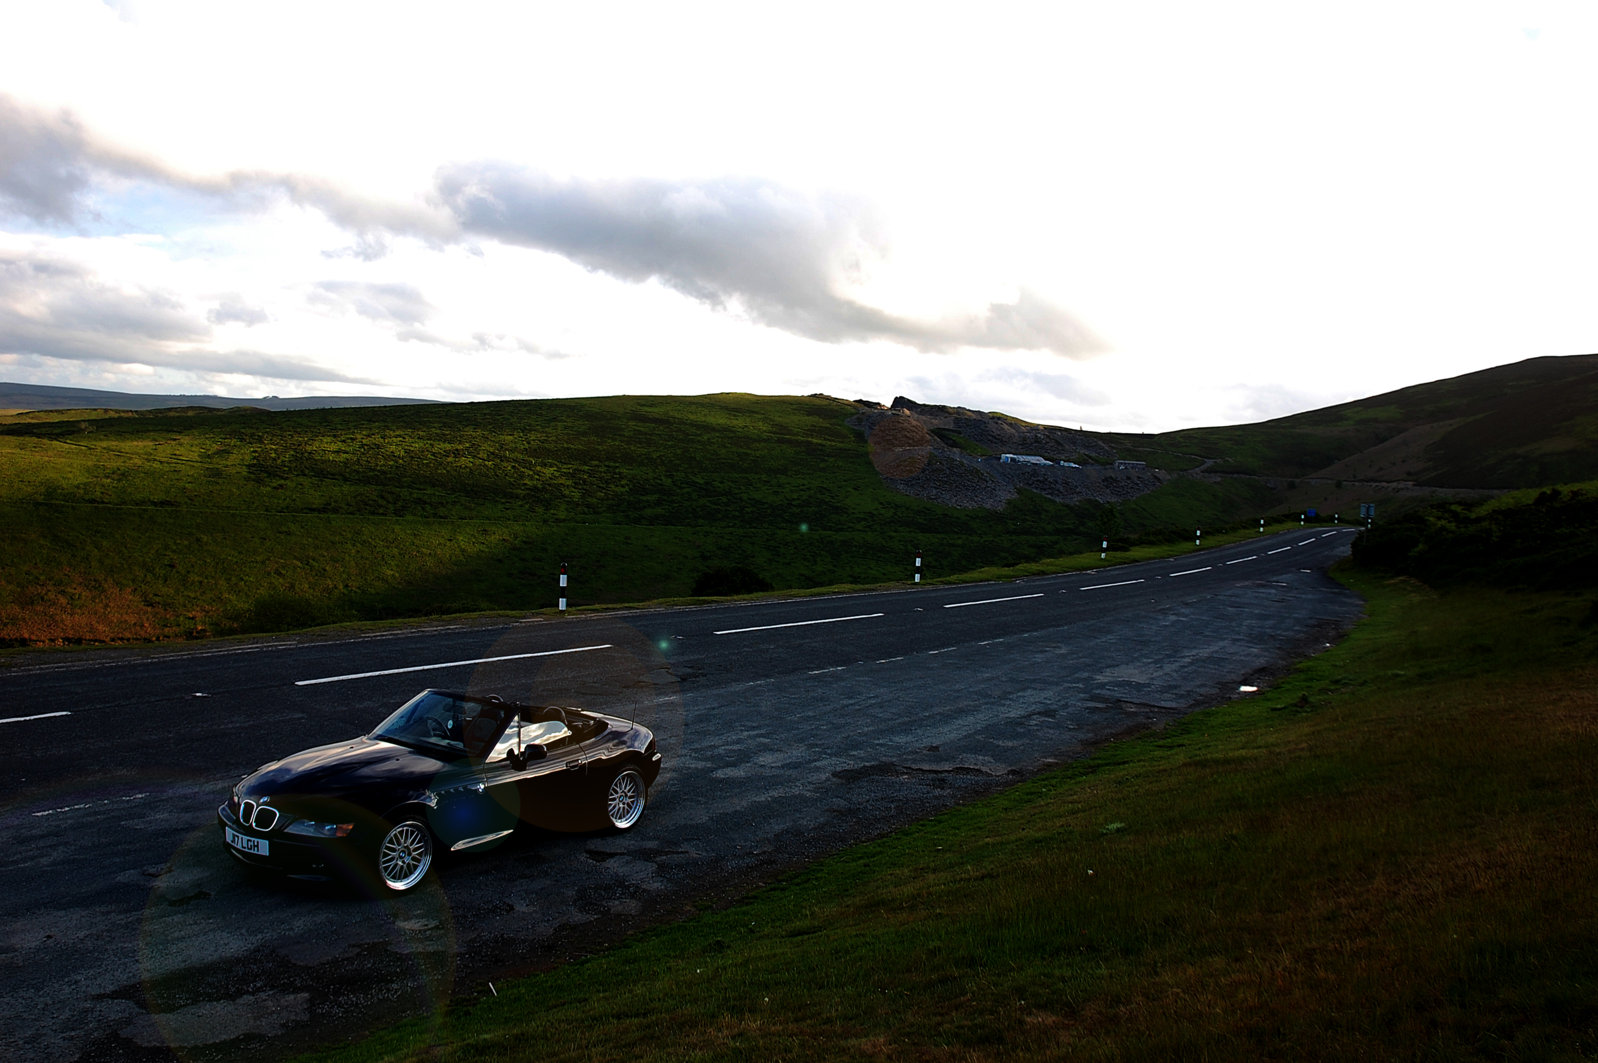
[1,395,1327,647]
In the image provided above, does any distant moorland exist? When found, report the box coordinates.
[0,380,438,412]
[2,353,1596,647]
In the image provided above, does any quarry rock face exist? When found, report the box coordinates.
[850,400,1163,510]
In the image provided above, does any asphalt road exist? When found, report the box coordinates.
[0,528,1363,1062]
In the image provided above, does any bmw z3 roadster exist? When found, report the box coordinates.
[219,689,662,891]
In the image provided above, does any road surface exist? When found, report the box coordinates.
[0,528,1363,1061]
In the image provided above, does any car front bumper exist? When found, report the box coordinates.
[217,803,356,881]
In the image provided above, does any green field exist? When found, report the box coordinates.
[0,396,1068,643]
[296,507,1598,1061]
[7,354,1596,648]
[0,394,1315,647]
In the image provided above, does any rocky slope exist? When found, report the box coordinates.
[849,397,1165,510]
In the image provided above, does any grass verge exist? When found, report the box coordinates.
[298,570,1598,1061]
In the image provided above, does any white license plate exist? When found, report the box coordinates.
[226,827,270,856]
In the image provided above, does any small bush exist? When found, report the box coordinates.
[691,566,774,597]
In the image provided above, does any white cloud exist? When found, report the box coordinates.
[308,281,433,327]
[206,294,267,327]
[431,166,1102,355]
[1,2,1597,430]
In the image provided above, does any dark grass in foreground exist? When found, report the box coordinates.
[300,573,1598,1062]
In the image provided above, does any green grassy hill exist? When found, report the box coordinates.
[0,394,1105,644]
[3,354,1595,647]
[1111,353,1598,487]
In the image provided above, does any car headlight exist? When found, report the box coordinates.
[284,818,355,839]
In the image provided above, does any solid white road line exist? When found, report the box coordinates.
[1,711,71,725]
[944,593,1045,609]
[1078,579,1145,591]
[715,613,884,635]
[295,644,614,686]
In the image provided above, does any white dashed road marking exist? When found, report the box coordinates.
[1,711,71,725]
[715,613,884,636]
[943,593,1045,609]
[295,644,614,686]
[32,792,148,818]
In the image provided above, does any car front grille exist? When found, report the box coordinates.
[239,800,279,831]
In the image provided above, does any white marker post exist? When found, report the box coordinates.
[914,550,922,584]
[559,562,568,614]
[1101,539,1107,560]
[1196,528,1201,547]
[1259,518,1264,534]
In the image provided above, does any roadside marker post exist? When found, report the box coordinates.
[914,550,922,584]
[559,562,568,614]
[1196,528,1201,548]
[1259,518,1264,534]
[1101,539,1107,560]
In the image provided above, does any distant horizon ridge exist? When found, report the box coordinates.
[0,381,439,413]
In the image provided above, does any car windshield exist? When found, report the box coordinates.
[371,691,508,757]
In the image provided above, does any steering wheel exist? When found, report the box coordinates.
[426,716,451,740]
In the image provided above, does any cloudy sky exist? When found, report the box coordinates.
[1,2,1594,432]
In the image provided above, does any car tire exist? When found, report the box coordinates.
[375,818,434,891]
[605,767,647,830]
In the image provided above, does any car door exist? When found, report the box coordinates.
[428,703,520,850]
[514,711,609,831]
[426,757,518,851]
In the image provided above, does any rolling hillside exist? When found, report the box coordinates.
[0,395,1105,644]
[0,381,437,412]
[1109,353,1598,488]
[1,354,1593,646]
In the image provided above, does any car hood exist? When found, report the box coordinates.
[244,737,459,800]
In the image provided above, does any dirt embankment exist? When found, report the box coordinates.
[850,397,1164,510]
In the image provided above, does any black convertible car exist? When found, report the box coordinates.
[218,689,662,891]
